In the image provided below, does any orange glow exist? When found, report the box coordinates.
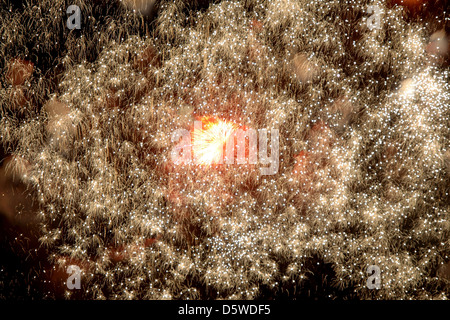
[192,117,237,165]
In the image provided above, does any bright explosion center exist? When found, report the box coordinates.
[192,117,238,165]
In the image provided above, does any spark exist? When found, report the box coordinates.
[192,117,238,165]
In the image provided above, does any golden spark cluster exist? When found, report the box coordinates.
[0,0,449,299]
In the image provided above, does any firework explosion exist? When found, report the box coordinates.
[191,117,238,165]
[0,0,449,300]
